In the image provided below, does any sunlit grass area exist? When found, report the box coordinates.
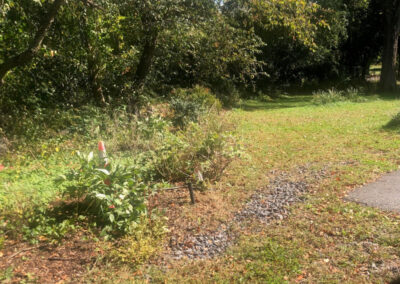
[139,95,400,283]
[2,94,400,283]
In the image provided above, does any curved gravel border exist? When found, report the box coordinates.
[169,166,327,259]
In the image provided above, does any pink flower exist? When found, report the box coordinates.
[109,205,115,209]
[0,165,4,171]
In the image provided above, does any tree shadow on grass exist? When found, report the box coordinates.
[240,96,314,112]
[240,92,395,112]
[382,112,400,132]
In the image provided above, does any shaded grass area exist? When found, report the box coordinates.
[384,112,400,131]
[240,96,313,111]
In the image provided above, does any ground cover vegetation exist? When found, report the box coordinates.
[1,0,400,282]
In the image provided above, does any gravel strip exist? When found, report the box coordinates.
[168,166,327,259]
[235,178,308,223]
[169,227,234,259]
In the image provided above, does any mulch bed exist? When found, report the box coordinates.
[0,231,99,283]
[1,165,328,281]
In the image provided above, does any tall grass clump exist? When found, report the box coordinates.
[312,87,367,105]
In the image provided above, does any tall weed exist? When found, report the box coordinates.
[312,88,367,105]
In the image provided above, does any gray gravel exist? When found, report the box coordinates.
[236,177,308,223]
[168,166,327,259]
[169,227,234,259]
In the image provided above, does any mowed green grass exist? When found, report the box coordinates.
[142,96,400,283]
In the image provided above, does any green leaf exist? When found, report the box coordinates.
[109,214,115,223]
[95,193,107,199]
[96,168,110,175]
[87,152,94,162]
[55,174,67,183]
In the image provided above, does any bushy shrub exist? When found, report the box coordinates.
[0,106,111,154]
[259,94,274,102]
[312,88,366,105]
[312,88,345,105]
[342,87,367,102]
[212,80,241,108]
[57,151,149,238]
[170,86,222,128]
[4,93,239,245]
[102,112,172,154]
[153,112,241,185]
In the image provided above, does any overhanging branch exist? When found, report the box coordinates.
[0,0,66,85]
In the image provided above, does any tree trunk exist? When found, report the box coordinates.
[380,0,400,91]
[133,31,158,90]
[80,3,106,105]
[124,9,159,92]
[0,0,65,85]
[125,31,158,114]
[87,52,105,105]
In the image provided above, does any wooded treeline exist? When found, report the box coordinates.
[0,0,398,113]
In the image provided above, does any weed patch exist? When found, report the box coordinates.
[312,88,368,105]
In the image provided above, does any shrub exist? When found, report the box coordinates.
[212,80,241,108]
[342,87,367,103]
[312,88,366,105]
[170,86,222,128]
[103,112,172,154]
[57,151,149,238]
[4,97,239,244]
[0,106,112,154]
[153,112,241,185]
[312,88,345,105]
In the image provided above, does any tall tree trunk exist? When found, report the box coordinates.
[124,10,159,92]
[80,3,106,105]
[134,31,158,90]
[380,0,400,91]
[125,31,158,114]
[0,0,65,85]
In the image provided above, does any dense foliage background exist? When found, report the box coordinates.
[1,0,397,120]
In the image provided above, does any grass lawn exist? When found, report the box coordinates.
[2,94,400,283]
[141,95,400,283]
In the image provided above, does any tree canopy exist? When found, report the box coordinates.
[0,0,398,115]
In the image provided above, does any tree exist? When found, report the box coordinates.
[223,0,347,85]
[338,0,383,79]
[0,0,65,85]
[79,1,106,105]
[122,0,218,90]
[380,0,400,91]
